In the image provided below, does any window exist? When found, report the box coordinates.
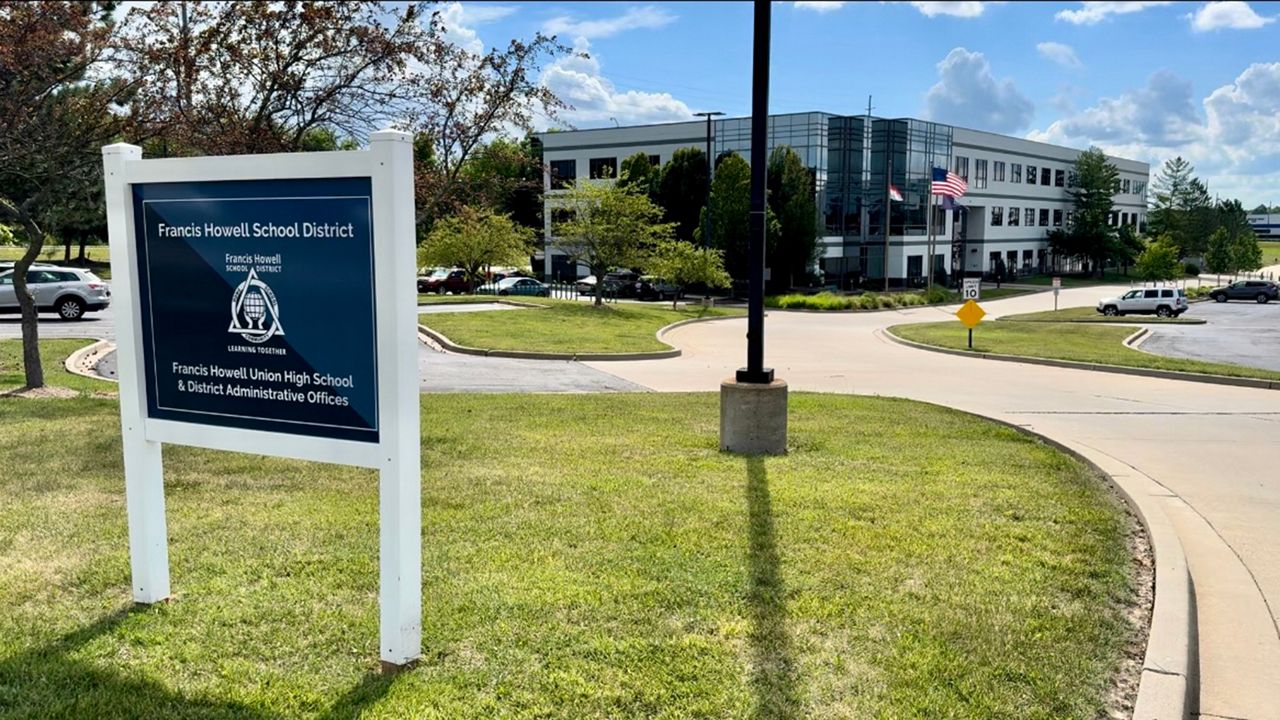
[549,159,576,189]
[1109,211,1118,226]
[993,161,1005,182]
[1143,289,1159,299]
[1053,209,1063,227]
[1039,208,1050,226]
[551,208,576,226]
[1025,208,1035,226]
[1026,165,1037,184]
[1011,163,1022,183]
[648,154,661,166]
[1054,169,1064,187]
[974,159,988,189]
[1040,167,1051,185]
[1122,178,1131,193]
[1121,212,1128,226]
[1022,250,1033,267]
[589,156,617,179]
[989,251,1001,271]
[991,206,1003,226]
[953,155,969,180]
[1008,206,1020,226]
[907,255,923,279]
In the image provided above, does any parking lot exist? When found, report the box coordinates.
[1142,300,1280,371]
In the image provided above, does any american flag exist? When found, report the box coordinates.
[931,167,967,197]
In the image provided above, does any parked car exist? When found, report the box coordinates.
[0,266,110,320]
[0,261,58,271]
[1096,287,1188,317]
[575,275,622,296]
[419,268,471,295]
[1209,280,1279,304]
[476,276,548,297]
[605,271,641,298]
[634,275,680,301]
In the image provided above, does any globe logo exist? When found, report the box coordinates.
[229,268,284,344]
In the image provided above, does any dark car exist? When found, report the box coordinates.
[633,275,680,301]
[605,271,641,298]
[419,268,471,295]
[1209,280,1279,304]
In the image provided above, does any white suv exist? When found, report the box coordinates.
[0,267,111,320]
[1096,287,1187,317]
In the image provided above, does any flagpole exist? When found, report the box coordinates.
[884,140,892,292]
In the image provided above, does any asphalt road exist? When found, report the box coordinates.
[1143,301,1280,371]
[0,305,115,340]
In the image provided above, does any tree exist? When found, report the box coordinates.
[1115,224,1146,272]
[0,1,131,389]
[1147,157,1214,257]
[618,152,659,198]
[555,182,674,306]
[458,136,543,232]
[1135,235,1181,281]
[767,146,818,289]
[645,240,732,310]
[419,207,535,290]
[698,153,750,278]
[1064,147,1120,276]
[1205,228,1234,277]
[1233,233,1263,274]
[656,147,708,243]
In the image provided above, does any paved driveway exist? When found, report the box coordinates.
[587,286,1280,719]
[0,305,115,340]
[1143,301,1280,372]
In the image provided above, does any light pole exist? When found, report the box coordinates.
[693,111,725,250]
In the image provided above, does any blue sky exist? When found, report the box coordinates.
[444,1,1279,206]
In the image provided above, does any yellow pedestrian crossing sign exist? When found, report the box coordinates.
[956,299,985,329]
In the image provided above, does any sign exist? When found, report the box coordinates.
[1052,276,1061,289]
[962,277,980,301]
[956,299,986,329]
[134,178,378,442]
[104,133,422,670]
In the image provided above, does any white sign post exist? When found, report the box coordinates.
[103,130,422,670]
[1052,276,1061,311]
[962,277,980,301]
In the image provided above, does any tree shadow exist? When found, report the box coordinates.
[0,604,398,719]
[744,456,802,720]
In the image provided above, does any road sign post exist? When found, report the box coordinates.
[962,277,980,302]
[1052,276,1061,311]
[103,131,421,669]
[955,299,986,350]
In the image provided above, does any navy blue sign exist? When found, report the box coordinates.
[133,178,379,443]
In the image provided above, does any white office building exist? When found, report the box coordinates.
[536,113,1149,286]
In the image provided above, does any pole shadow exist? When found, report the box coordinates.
[744,456,802,719]
[0,604,399,719]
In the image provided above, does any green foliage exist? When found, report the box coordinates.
[1205,228,1233,275]
[657,147,709,243]
[766,146,818,289]
[645,240,732,308]
[1233,232,1263,272]
[1115,225,1145,268]
[556,181,675,305]
[1183,262,1201,276]
[459,136,544,232]
[419,207,535,287]
[699,153,751,278]
[1063,147,1120,275]
[1147,157,1215,257]
[1135,235,1182,281]
[1204,200,1263,274]
[618,152,659,197]
[767,287,957,311]
[0,224,14,246]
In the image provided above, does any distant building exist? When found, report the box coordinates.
[535,112,1149,286]
[1247,212,1280,239]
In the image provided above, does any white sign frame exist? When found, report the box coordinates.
[103,131,422,668]
[962,277,980,301]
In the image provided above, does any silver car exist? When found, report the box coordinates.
[0,266,111,320]
[1096,287,1187,317]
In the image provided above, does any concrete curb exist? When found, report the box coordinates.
[1124,327,1152,349]
[63,338,117,383]
[904,399,1194,719]
[882,325,1280,391]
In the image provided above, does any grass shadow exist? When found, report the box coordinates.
[0,604,399,719]
[745,456,802,719]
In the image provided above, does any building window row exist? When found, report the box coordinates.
[589,156,617,179]
[974,158,988,189]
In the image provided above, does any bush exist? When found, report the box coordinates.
[763,288,958,311]
[1183,262,1201,276]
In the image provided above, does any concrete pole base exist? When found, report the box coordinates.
[719,378,788,455]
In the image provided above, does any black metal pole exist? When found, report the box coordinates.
[737,0,773,384]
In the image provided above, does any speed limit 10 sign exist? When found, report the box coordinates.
[962,278,980,301]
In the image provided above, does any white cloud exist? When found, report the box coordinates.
[1029,64,1280,206]
[794,1,847,12]
[1036,42,1082,69]
[539,40,694,128]
[542,6,675,42]
[1055,1,1172,25]
[922,47,1034,133]
[436,2,519,55]
[906,2,1003,18]
[1189,1,1275,31]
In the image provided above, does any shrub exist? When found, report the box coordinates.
[1183,262,1201,276]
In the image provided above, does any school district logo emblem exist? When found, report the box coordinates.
[228,268,285,344]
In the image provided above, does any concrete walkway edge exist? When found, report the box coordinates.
[881,326,1280,391]
[63,338,116,383]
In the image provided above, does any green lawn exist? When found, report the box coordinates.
[1261,241,1280,268]
[0,392,1140,718]
[0,245,111,263]
[891,321,1280,381]
[0,338,114,395]
[999,306,1204,324]
[420,298,742,353]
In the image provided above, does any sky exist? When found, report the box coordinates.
[440,1,1280,208]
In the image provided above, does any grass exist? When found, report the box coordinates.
[0,338,115,395]
[416,294,518,305]
[0,245,113,279]
[998,306,1205,324]
[419,297,742,353]
[1260,241,1280,268]
[0,391,1140,718]
[891,320,1280,381]
[766,287,1027,312]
